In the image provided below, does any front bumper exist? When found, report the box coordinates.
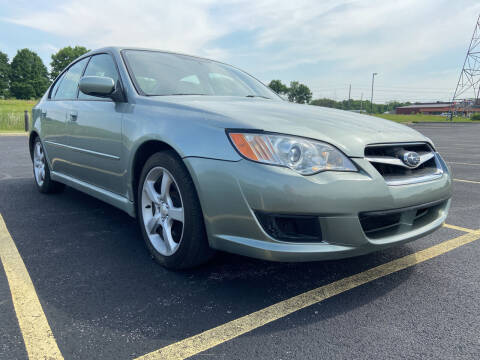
[184,156,452,262]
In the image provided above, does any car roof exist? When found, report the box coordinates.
[85,46,218,64]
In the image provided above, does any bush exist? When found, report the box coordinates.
[471,113,480,121]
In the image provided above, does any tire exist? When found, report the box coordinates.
[137,151,213,269]
[32,137,65,194]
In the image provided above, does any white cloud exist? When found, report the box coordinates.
[4,0,480,101]
[5,0,226,56]
[216,0,480,71]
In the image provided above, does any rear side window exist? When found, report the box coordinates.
[78,54,119,100]
[54,57,89,100]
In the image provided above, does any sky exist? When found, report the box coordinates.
[1,0,479,103]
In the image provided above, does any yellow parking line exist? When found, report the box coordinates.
[449,162,480,166]
[443,223,476,233]
[454,178,480,184]
[135,229,480,360]
[0,214,64,360]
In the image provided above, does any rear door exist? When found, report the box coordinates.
[66,53,124,195]
[42,58,89,174]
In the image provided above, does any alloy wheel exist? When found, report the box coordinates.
[141,166,185,256]
[33,141,46,187]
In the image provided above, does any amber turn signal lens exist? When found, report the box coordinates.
[229,133,259,161]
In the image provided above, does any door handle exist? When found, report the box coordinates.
[69,111,78,122]
[41,111,47,119]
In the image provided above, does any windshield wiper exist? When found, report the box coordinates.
[148,93,208,97]
[245,95,271,99]
[169,93,208,96]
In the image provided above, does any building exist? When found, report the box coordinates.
[395,102,452,115]
[396,102,480,115]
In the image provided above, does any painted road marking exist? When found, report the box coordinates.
[454,178,480,184]
[135,228,480,360]
[0,214,64,360]
[449,162,480,166]
[0,214,475,360]
[443,223,476,233]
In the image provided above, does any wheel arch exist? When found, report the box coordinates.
[130,139,195,214]
[28,131,40,160]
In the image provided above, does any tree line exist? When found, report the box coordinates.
[310,98,412,114]
[0,46,89,99]
[268,79,412,113]
[0,46,411,113]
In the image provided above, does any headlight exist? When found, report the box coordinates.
[228,131,357,175]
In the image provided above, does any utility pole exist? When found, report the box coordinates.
[348,84,351,109]
[360,92,363,111]
[370,73,378,113]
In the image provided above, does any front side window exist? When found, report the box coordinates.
[78,54,119,100]
[123,50,279,99]
[49,72,65,99]
[54,57,89,100]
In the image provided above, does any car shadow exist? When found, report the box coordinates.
[0,178,416,351]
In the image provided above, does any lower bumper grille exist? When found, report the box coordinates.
[359,200,448,238]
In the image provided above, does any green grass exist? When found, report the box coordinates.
[1,99,478,132]
[373,113,478,123]
[0,99,36,132]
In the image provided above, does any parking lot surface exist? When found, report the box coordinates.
[0,123,479,360]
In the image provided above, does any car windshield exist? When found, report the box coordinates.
[123,50,280,99]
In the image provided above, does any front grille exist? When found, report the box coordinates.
[365,143,432,157]
[359,200,447,238]
[365,143,443,185]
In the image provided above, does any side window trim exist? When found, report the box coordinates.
[76,56,93,99]
[49,72,65,99]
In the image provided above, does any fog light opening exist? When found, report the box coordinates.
[255,212,323,243]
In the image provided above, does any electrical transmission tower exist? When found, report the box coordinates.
[451,14,480,119]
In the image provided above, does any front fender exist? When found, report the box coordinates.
[123,105,242,203]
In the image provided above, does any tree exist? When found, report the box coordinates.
[10,49,50,99]
[268,79,289,95]
[287,81,312,104]
[310,98,338,108]
[50,46,89,80]
[310,97,412,114]
[0,51,9,97]
[10,83,35,99]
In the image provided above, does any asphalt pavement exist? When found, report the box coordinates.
[0,124,479,360]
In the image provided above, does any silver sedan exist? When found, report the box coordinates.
[29,47,452,269]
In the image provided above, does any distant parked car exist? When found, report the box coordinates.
[29,47,452,269]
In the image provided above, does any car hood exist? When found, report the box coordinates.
[153,96,430,157]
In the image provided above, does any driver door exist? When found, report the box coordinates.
[66,53,124,195]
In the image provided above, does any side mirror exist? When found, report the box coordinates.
[79,76,115,97]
